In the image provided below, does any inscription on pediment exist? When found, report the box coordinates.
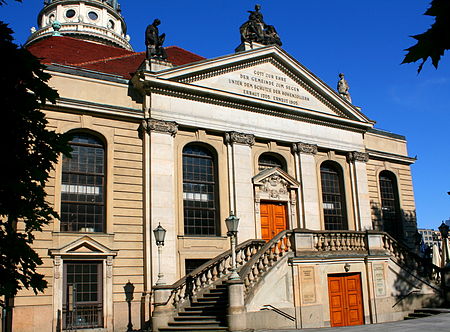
[191,61,337,115]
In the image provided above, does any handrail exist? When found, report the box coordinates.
[260,304,295,321]
[154,238,265,309]
[240,230,293,297]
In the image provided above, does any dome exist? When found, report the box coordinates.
[25,0,132,50]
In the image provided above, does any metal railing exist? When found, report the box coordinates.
[63,304,103,330]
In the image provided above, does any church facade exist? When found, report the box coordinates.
[6,1,439,331]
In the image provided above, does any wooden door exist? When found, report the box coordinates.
[328,273,364,327]
[260,202,288,241]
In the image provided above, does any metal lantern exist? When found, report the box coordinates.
[439,222,449,239]
[225,212,240,235]
[153,223,166,246]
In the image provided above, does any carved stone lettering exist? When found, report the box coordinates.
[300,266,316,304]
[225,131,255,146]
[373,263,386,297]
[347,151,369,163]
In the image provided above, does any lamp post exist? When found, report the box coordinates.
[123,280,135,332]
[153,223,166,285]
[439,222,449,307]
[225,212,240,280]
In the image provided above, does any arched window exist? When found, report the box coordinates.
[379,171,401,238]
[61,134,105,233]
[183,144,219,236]
[258,152,286,172]
[320,161,348,230]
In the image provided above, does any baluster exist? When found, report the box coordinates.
[236,249,243,265]
[263,252,269,268]
[218,260,225,277]
[344,234,350,250]
[329,233,335,251]
[245,246,252,262]
[212,266,218,281]
[206,269,213,285]
[320,234,326,251]
[286,235,292,252]
[258,259,265,273]
[268,247,275,266]
[274,243,280,258]
[280,235,286,254]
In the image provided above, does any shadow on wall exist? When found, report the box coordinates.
[371,201,418,248]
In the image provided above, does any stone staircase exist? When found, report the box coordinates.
[158,283,228,332]
[404,308,450,320]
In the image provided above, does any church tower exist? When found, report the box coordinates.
[25,0,132,50]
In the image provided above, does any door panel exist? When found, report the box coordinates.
[260,202,288,241]
[328,273,364,327]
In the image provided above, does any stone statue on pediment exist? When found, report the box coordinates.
[145,19,168,60]
[337,73,352,103]
[239,4,282,46]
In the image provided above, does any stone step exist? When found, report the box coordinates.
[159,328,227,332]
[174,315,222,321]
[408,312,433,318]
[416,308,450,314]
[168,320,225,326]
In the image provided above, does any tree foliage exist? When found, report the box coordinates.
[402,0,450,73]
[0,21,71,307]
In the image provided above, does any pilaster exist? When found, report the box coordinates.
[347,151,372,231]
[143,118,178,285]
[293,142,320,230]
[225,131,256,241]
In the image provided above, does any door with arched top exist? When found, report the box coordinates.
[260,202,288,241]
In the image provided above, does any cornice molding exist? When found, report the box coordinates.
[225,131,255,146]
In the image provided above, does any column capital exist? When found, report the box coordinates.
[292,142,318,155]
[225,131,255,146]
[140,118,178,138]
[347,151,369,163]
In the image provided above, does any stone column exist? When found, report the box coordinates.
[52,256,63,332]
[144,118,178,285]
[293,142,320,230]
[227,280,247,331]
[347,152,372,231]
[225,132,256,242]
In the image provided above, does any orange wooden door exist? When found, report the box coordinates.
[328,273,364,327]
[260,203,288,241]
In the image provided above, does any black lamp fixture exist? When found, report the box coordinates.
[225,212,240,236]
[153,223,167,246]
[439,222,449,240]
[153,223,167,285]
[225,212,240,280]
[123,280,135,332]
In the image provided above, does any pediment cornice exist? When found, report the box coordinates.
[49,236,118,257]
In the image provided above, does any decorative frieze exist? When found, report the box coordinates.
[292,142,318,155]
[139,118,178,138]
[347,151,369,163]
[225,131,255,146]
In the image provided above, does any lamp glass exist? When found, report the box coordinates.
[153,223,166,244]
[225,213,240,233]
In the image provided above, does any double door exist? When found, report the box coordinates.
[328,273,364,327]
[260,202,288,242]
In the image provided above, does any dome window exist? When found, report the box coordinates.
[107,20,115,29]
[88,11,98,21]
[65,9,76,18]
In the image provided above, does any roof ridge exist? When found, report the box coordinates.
[72,51,145,66]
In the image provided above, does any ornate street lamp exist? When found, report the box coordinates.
[439,222,449,266]
[225,212,240,280]
[123,280,135,332]
[153,223,166,285]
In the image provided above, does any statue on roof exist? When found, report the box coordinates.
[145,19,168,60]
[337,73,352,103]
[239,4,282,47]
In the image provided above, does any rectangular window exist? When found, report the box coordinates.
[63,261,103,330]
[185,259,210,275]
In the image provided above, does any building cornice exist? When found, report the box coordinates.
[366,149,417,165]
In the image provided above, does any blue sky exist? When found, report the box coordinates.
[2,0,449,230]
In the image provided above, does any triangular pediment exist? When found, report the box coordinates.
[253,167,300,188]
[154,46,373,126]
[49,236,117,257]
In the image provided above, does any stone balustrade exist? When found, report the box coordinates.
[240,230,293,297]
[153,238,265,311]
